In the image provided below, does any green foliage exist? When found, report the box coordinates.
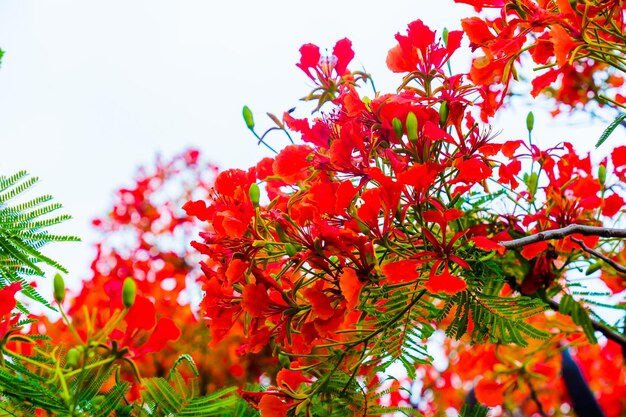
[595,112,626,147]
[360,287,434,378]
[459,403,489,417]
[304,371,422,417]
[0,171,79,310]
[440,290,549,346]
[0,346,245,417]
[559,294,598,343]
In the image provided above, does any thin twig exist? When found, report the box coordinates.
[500,225,626,249]
[544,297,626,348]
[526,379,549,417]
[506,277,626,348]
[570,237,626,274]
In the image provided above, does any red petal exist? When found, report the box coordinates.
[472,236,505,254]
[357,188,382,227]
[140,317,181,354]
[501,140,523,158]
[242,284,272,318]
[386,44,410,73]
[424,268,467,295]
[461,17,495,47]
[276,368,310,391]
[273,145,313,184]
[125,296,156,332]
[259,394,291,417]
[182,200,209,221]
[611,146,626,168]
[397,163,437,192]
[332,38,354,76]
[454,158,492,184]
[550,25,580,67]
[603,193,625,217]
[296,44,320,79]
[225,259,249,285]
[0,282,21,316]
[382,260,422,284]
[303,287,335,320]
[520,241,549,260]
[531,68,560,97]
[474,378,505,406]
[339,268,363,311]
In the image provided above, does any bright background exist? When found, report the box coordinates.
[0,1,616,293]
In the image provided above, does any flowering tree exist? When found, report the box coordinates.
[1,1,626,416]
[183,1,626,416]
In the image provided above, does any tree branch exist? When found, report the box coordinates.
[500,225,626,249]
[570,237,626,275]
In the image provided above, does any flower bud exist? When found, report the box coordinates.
[122,278,137,309]
[249,183,260,207]
[406,112,418,141]
[285,243,299,257]
[598,164,607,186]
[65,347,80,369]
[53,273,65,304]
[392,117,403,140]
[242,105,255,130]
[439,101,449,127]
[526,111,534,133]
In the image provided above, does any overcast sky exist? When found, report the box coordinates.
[0,1,619,294]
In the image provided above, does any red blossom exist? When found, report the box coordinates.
[387,19,463,75]
[296,38,354,82]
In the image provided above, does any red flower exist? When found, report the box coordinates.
[273,145,313,184]
[0,282,21,317]
[297,38,354,82]
[111,296,182,358]
[424,266,467,295]
[387,19,463,75]
[0,282,21,338]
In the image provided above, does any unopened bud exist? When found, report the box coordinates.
[526,111,534,133]
[122,278,137,309]
[242,105,255,130]
[53,273,65,304]
[285,243,299,257]
[406,112,418,141]
[249,183,260,207]
[439,101,449,127]
[392,117,403,140]
[598,164,607,186]
[65,347,80,369]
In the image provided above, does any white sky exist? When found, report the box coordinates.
[0,1,621,294]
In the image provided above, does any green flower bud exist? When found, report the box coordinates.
[65,347,80,369]
[598,164,607,186]
[442,28,449,46]
[249,183,260,207]
[406,112,418,141]
[439,101,449,127]
[392,117,403,140]
[526,111,534,133]
[53,273,65,304]
[242,105,255,130]
[285,243,299,257]
[122,278,137,309]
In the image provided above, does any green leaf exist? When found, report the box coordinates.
[596,112,626,147]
